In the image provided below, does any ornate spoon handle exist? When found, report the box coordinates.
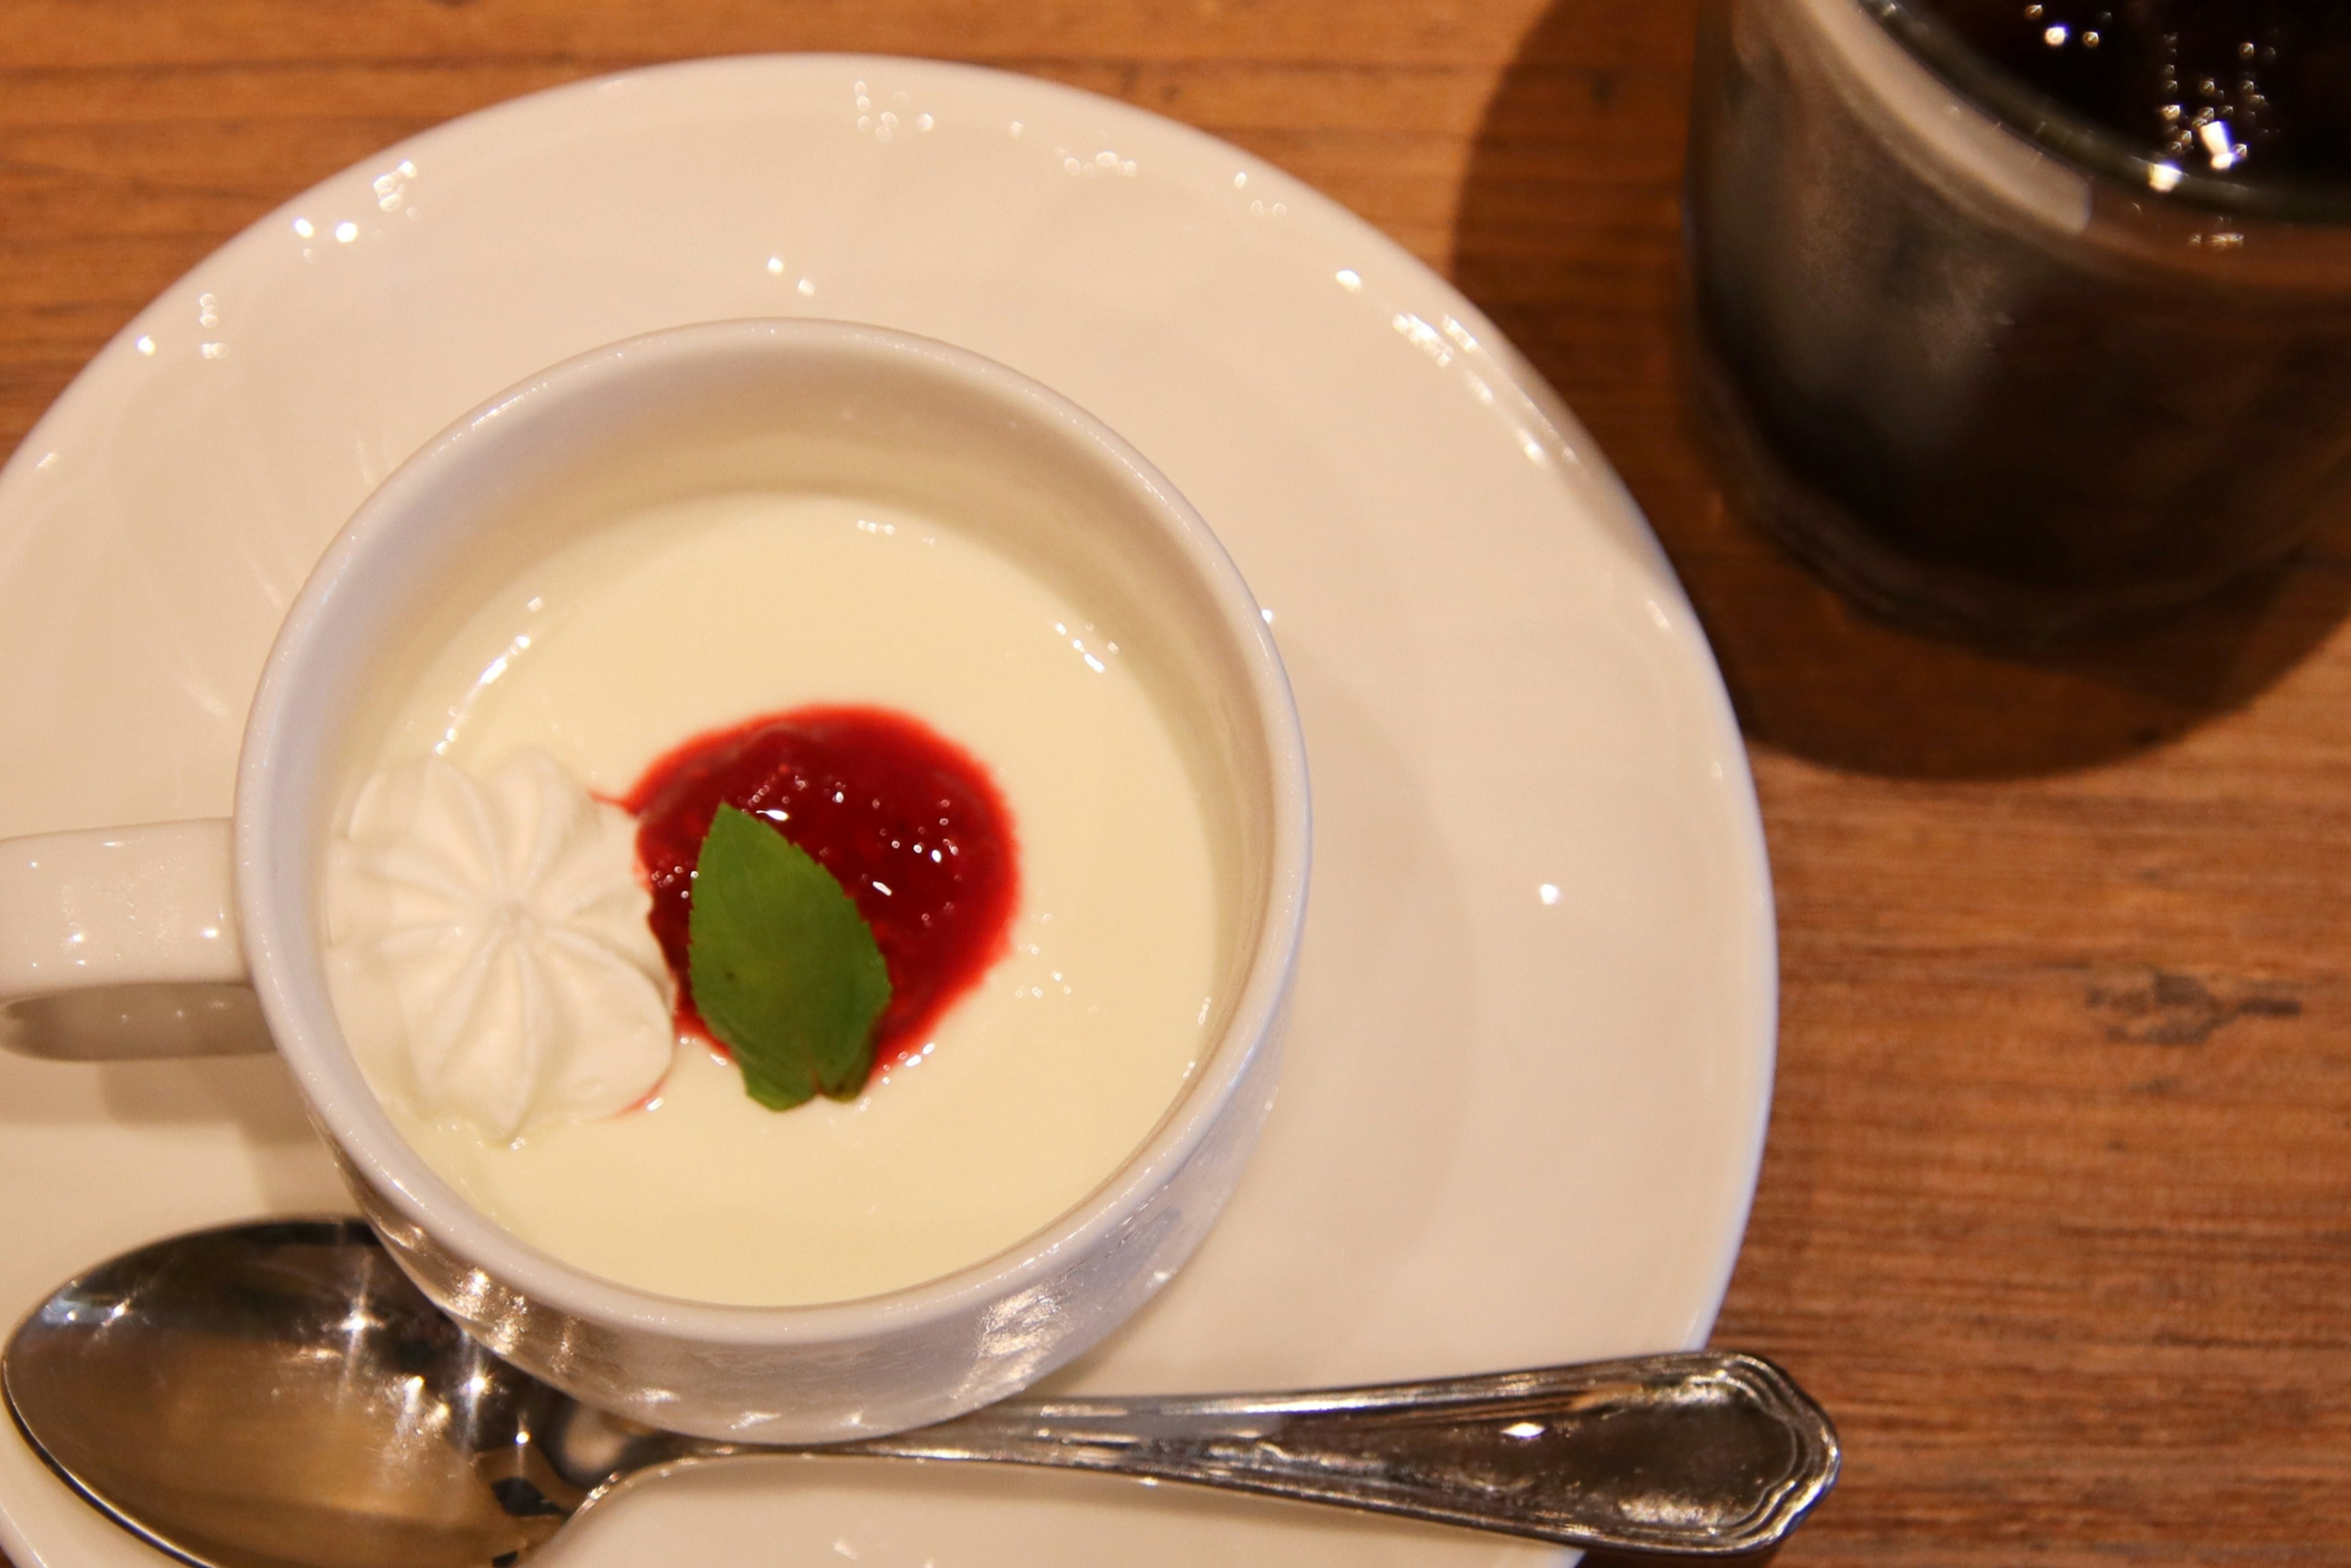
[659,1352,1837,1557]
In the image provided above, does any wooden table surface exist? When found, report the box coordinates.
[5,1,2345,1562]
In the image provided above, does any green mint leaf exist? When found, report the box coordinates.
[687,803,893,1110]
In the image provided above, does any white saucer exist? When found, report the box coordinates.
[0,55,1775,1567]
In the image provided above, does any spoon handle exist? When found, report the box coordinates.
[813,1352,1837,1557]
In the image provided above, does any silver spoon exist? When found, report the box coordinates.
[4,1219,1836,1566]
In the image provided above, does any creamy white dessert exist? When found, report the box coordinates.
[327,492,1220,1306]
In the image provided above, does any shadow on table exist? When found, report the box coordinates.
[1449,0,2351,781]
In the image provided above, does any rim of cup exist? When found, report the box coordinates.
[234,318,1311,1344]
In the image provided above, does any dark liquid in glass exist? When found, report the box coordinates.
[1686,0,2351,642]
[1922,0,2351,182]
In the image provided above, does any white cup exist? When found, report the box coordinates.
[0,320,1310,1441]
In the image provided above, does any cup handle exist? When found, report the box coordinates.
[0,821,272,1060]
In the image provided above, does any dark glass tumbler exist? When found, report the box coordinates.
[1687,0,2351,643]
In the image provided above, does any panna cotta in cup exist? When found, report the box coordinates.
[324,490,1220,1306]
[237,318,1307,1442]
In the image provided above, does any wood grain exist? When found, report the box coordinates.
[4,1,2346,1562]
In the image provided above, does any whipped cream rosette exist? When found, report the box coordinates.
[325,748,675,1139]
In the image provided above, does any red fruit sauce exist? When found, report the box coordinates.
[624,706,1019,1071]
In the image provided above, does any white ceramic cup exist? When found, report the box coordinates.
[0,320,1310,1441]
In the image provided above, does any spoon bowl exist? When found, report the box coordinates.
[4,1220,1838,1565]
